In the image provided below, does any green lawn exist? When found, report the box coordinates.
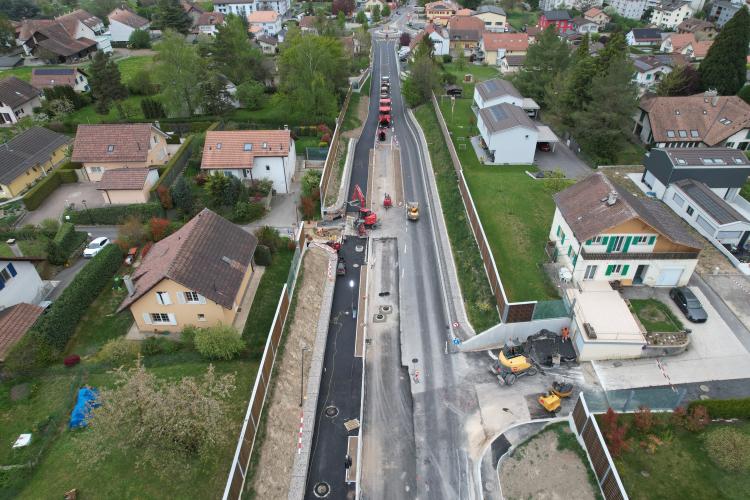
[243,247,296,358]
[609,416,750,500]
[342,76,370,132]
[442,62,499,89]
[0,55,153,84]
[0,242,14,257]
[629,299,683,333]
[507,9,539,31]
[63,284,133,357]
[414,104,499,331]
[437,93,567,301]
[741,177,750,203]
[66,94,150,126]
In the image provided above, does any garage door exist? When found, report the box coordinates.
[656,268,683,286]
[643,170,657,189]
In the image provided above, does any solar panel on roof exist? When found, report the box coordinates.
[489,105,508,121]
[34,68,74,75]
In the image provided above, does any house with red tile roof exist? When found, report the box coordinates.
[31,67,89,92]
[479,32,528,67]
[98,167,160,204]
[247,10,282,36]
[15,9,111,62]
[201,129,296,193]
[71,123,170,182]
[0,303,44,362]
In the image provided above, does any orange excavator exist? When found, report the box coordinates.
[350,184,377,235]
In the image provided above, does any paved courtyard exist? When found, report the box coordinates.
[592,286,750,390]
[21,182,103,226]
[534,139,592,180]
[701,274,750,332]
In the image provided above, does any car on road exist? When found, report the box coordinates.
[83,237,110,258]
[337,257,346,276]
[669,287,707,323]
[537,142,551,152]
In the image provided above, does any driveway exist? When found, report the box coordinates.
[592,286,750,390]
[21,182,103,226]
[699,273,750,333]
[534,138,592,180]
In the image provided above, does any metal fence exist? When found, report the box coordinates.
[305,147,329,161]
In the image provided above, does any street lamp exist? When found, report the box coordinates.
[81,199,93,225]
[300,345,308,407]
[349,279,356,316]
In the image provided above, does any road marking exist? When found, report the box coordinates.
[403,244,407,254]
[402,267,405,279]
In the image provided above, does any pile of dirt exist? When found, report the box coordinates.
[250,247,331,498]
[499,427,597,500]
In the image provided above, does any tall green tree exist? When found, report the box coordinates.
[278,32,348,123]
[403,48,438,107]
[89,51,128,115]
[153,31,204,116]
[699,6,750,95]
[355,10,367,25]
[80,0,119,19]
[212,14,268,84]
[657,65,702,96]
[371,4,381,22]
[0,0,39,19]
[512,26,571,108]
[0,14,14,52]
[170,176,194,215]
[153,0,193,34]
[199,74,233,115]
[573,58,638,165]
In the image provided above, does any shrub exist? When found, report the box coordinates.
[193,324,245,360]
[39,218,60,233]
[97,337,140,366]
[141,97,165,118]
[688,398,750,419]
[232,201,264,224]
[180,325,198,345]
[128,69,157,96]
[47,222,87,265]
[141,337,165,356]
[22,170,65,210]
[633,406,654,433]
[65,203,163,225]
[30,245,123,351]
[128,28,151,49]
[255,226,283,253]
[442,54,452,64]
[684,405,710,432]
[150,217,170,241]
[704,427,750,471]
[254,244,272,266]
[117,216,148,249]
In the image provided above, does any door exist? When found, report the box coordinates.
[633,265,648,285]
[583,265,597,280]
[656,268,683,286]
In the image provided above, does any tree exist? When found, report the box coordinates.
[553,52,597,127]
[236,80,265,109]
[278,33,348,123]
[79,0,119,19]
[194,325,245,360]
[153,31,204,116]
[399,32,411,47]
[656,65,702,96]
[46,98,74,119]
[141,97,166,118]
[513,26,571,107]
[0,0,38,19]
[150,217,170,240]
[332,0,354,15]
[371,4,381,22]
[212,14,268,84]
[153,0,192,34]
[205,172,230,207]
[129,29,151,49]
[572,57,637,165]
[739,85,750,105]
[89,51,128,115]
[381,4,390,17]
[403,52,438,107]
[0,14,14,52]
[129,69,157,96]
[199,74,233,115]
[699,6,750,95]
[84,360,236,474]
[170,175,194,215]
[355,10,367,25]
[117,216,147,248]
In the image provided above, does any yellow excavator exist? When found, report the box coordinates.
[488,342,539,386]
[407,201,419,221]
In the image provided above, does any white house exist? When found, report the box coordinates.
[626,28,663,46]
[476,103,538,164]
[213,0,256,16]
[108,7,150,44]
[0,258,45,309]
[410,24,450,56]
[473,78,539,117]
[550,172,701,287]
[0,77,42,126]
[196,12,226,36]
[650,0,694,30]
[608,0,648,20]
[631,55,673,90]
[539,0,604,10]
[31,67,89,93]
[201,129,296,194]
[247,10,282,36]
[257,0,291,15]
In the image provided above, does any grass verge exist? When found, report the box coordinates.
[414,104,499,331]
[629,299,684,333]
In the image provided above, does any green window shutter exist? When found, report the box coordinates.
[567,246,573,257]
[621,264,630,275]
[561,233,566,245]
[622,236,632,253]
[648,235,656,244]
[605,265,614,276]
[601,236,609,245]
[585,239,592,245]
[606,237,616,253]
[572,252,578,266]
[556,225,561,237]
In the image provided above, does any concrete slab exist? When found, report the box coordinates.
[593,286,750,390]
[702,274,750,332]
[21,182,104,226]
[533,136,592,180]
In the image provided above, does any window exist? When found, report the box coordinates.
[696,215,715,233]
[690,130,699,138]
[216,143,222,149]
[686,205,694,216]
[244,143,252,151]
[150,313,170,324]
[198,314,206,321]
[678,130,687,138]
[107,145,114,152]
[667,130,676,138]
[633,236,648,244]
[0,268,11,281]
[185,291,200,303]
[89,166,102,173]
[265,165,270,171]
[156,291,171,305]
[672,192,685,206]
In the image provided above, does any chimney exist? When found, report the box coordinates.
[705,88,718,106]
[606,191,618,206]
[123,275,136,296]
[6,238,22,257]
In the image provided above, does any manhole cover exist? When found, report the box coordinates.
[355,245,364,252]
[699,384,710,392]
[700,395,710,400]
[325,406,339,418]
[412,358,418,363]
[353,263,360,268]
[313,482,331,498]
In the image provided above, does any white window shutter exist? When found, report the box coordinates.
[177,292,185,304]
[198,294,206,304]
[163,292,172,305]
[156,292,162,305]
[167,313,177,325]
[143,313,152,325]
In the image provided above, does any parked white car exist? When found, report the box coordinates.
[83,237,110,258]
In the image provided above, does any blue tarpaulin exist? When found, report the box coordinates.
[69,387,100,429]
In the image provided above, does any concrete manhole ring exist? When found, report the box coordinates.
[700,394,710,400]
[353,263,360,268]
[699,384,710,392]
[325,406,339,418]
[355,245,364,252]
[380,305,393,314]
[373,313,386,322]
[313,482,331,498]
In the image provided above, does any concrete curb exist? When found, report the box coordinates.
[288,245,339,500]
[404,108,475,337]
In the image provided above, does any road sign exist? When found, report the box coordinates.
[452,338,461,345]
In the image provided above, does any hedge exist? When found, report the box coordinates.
[47,222,87,265]
[149,135,195,197]
[22,169,77,210]
[32,244,123,351]
[689,398,750,419]
[65,202,164,225]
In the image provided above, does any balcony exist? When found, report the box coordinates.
[581,249,699,261]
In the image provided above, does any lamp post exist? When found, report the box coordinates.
[349,279,356,315]
[81,199,93,224]
[300,345,308,407]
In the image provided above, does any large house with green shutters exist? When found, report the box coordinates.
[549,172,701,287]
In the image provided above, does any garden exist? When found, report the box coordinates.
[629,299,684,333]
[599,401,750,500]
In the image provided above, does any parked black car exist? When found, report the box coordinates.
[669,287,707,323]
